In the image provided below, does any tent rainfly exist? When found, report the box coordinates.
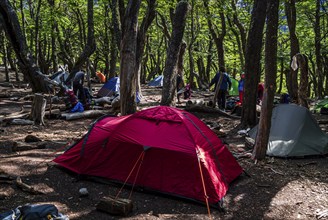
[54,106,243,207]
[148,75,163,87]
[97,77,120,97]
[249,104,328,157]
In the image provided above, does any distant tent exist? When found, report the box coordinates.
[229,78,239,96]
[54,106,243,206]
[249,104,328,157]
[97,77,120,97]
[313,99,328,113]
[148,75,163,87]
[50,71,69,84]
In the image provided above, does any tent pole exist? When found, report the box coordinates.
[197,152,212,220]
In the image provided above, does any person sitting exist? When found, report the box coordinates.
[64,89,84,113]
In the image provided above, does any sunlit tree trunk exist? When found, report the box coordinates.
[120,0,141,115]
[135,0,156,98]
[161,1,189,106]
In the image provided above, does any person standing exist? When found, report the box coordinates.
[209,66,232,110]
[73,71,87,106]
[257,82,264,105]
[238,72,245,104]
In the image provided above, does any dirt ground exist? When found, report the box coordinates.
[0,70,328,220]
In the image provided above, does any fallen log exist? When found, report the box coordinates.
[45,108,61,118]
[0,173,15,183]
[61,110,107,121]
[94,97,113,105]
[96,196,133,216]
[317,119,328,124]
[185,104,241,119]
[12,142,46,152]
[8,119,34,125]
[16,177,44,194]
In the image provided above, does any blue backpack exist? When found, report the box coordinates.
[0,204,68,220]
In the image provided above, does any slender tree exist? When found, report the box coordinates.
[314,0,324,98]
[0,0,50,92]
[253,0,279,160]
[65,0,96,82]
[161,1,190,106]
[120,0,142,115]
[241,0,268,128]
[135,0,157,98]
[203,0,226,71]
[285,0,300,102]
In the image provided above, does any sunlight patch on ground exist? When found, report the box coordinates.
[266,179,328,219]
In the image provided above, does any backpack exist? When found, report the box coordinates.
[280,93,290,104]
[0,204,68,220]
[184,84,191,99]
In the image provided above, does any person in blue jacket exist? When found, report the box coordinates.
[209,66,232,110]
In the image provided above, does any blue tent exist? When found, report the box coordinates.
[148,75,163,87]
[97,77,120,97]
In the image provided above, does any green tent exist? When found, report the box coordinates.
[313,99,328,113]
[229,78,239,96]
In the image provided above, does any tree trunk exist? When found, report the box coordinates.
[135,0,156,98]
[30,93,46,126]
[204,0,226,70]
[48,0,58,73]
[34,0,42,66]
[295,53,309,108]
[253,0,279,160]
[205,38,213,83]
[188,0,196,88]
[160,1,189,106]
[277,57,284,94]
[231,0,246,67]
[119,0,141,115]
[109,0,121,79]
[0,30,10,82]
[178,41,187,84]
[315,0,323,98]
[241,0,268,128]
[285,0,300,102]
[101,1,110,78]
[0,0,50,92]
[66,0,96,82]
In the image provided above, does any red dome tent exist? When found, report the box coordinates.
[53,106,242,207]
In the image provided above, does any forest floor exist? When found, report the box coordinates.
[0,70,328,220]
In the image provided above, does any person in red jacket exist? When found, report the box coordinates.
[257,82,264,105]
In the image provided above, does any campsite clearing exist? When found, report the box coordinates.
[1,80,328,219]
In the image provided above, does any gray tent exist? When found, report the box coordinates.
[249,104,328,157]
